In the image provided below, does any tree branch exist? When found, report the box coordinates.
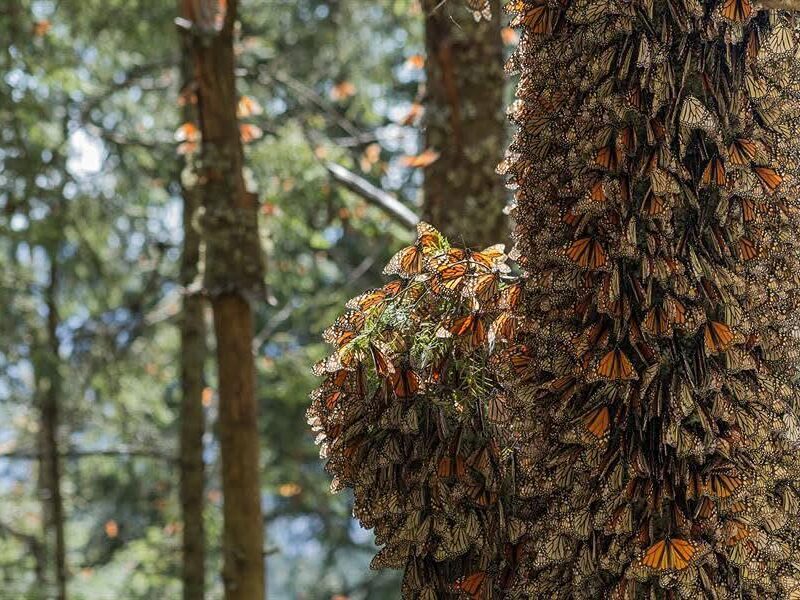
[760,0,800,9]
[0,449,174,462]
[324,162,419,230]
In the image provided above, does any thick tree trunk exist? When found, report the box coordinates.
[177,7,208,598]
[184,1,265,599]
[38,257,67,600]
[421,0,506,247]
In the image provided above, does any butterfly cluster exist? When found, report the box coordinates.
[308,223,525,598]
[311,0,800,598]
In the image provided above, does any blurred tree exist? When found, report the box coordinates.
[184,0,265,598]
[421,0,506,246]
[176,2,208,598]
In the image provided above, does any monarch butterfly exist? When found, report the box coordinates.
[740,197,756,222]
[704,321,734,353]
[468,271,501,303]
[589,179,607,202]
[487,392,510,423]
[701,157,726,187]
[503,344,538,382]
[618,126,636,155]
[500,281,523,309]
[596,349,635,380]
[383,244,423,277]
[728,138,758,166]
[511,2,558,35]
[383,222,443,277]
[595,145,620,171]
[489,311,517,345]
[439,313,487,348]
[738,237,758,261]
[566,237,607,269]
[583,406,610,438]
[643,306,670,337]
[680,96,716,131]
[431,262,469,295]
[437,454,467,479]
[562,206,582,228]
[664,296,687,326]
[706,470,742,498]
[641,190,667,216]
[721,0,752,22]
[464,0,491,21]
[753,166,782,194]
[346,280,402,313]
[640,538,697,571]
[390,367,420,398]
[369,343,395,378]
[452,571,489,599]
[468,244,508,271]
[322,311,365,347]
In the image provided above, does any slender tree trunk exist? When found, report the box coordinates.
[183,1,265,598]
[177,12,208,597]
[421,0,506,247]
[38,256,67,600]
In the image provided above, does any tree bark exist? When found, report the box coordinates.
[183,1,265,599]
[38,255,67,600]
[421,0,506,247]
[177,9,208,597]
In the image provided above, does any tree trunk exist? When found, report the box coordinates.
[177,12,208,596]
[38,256,67,600]
[421,0,506,247]
[183,1,265,599]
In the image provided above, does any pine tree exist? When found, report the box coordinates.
[311,0,800,597]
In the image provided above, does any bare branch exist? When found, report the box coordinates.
[324,162,419,230]
[760,0,800,9]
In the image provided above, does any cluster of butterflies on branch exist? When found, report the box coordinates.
[310,0,800,598]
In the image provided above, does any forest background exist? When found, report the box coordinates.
[0,0,515,598]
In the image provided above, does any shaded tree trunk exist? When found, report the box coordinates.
[421,0,506,247]
[38,255,67,600]
[184,1,266,599]
[177,9,207,598]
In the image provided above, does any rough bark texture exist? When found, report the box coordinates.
[185,1,265,599]
[38,257,67,600]
[421,0,506,248]
[177,10,207,597]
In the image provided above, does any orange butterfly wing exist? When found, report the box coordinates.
[722,0,752,22]
[754,166,782,194]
